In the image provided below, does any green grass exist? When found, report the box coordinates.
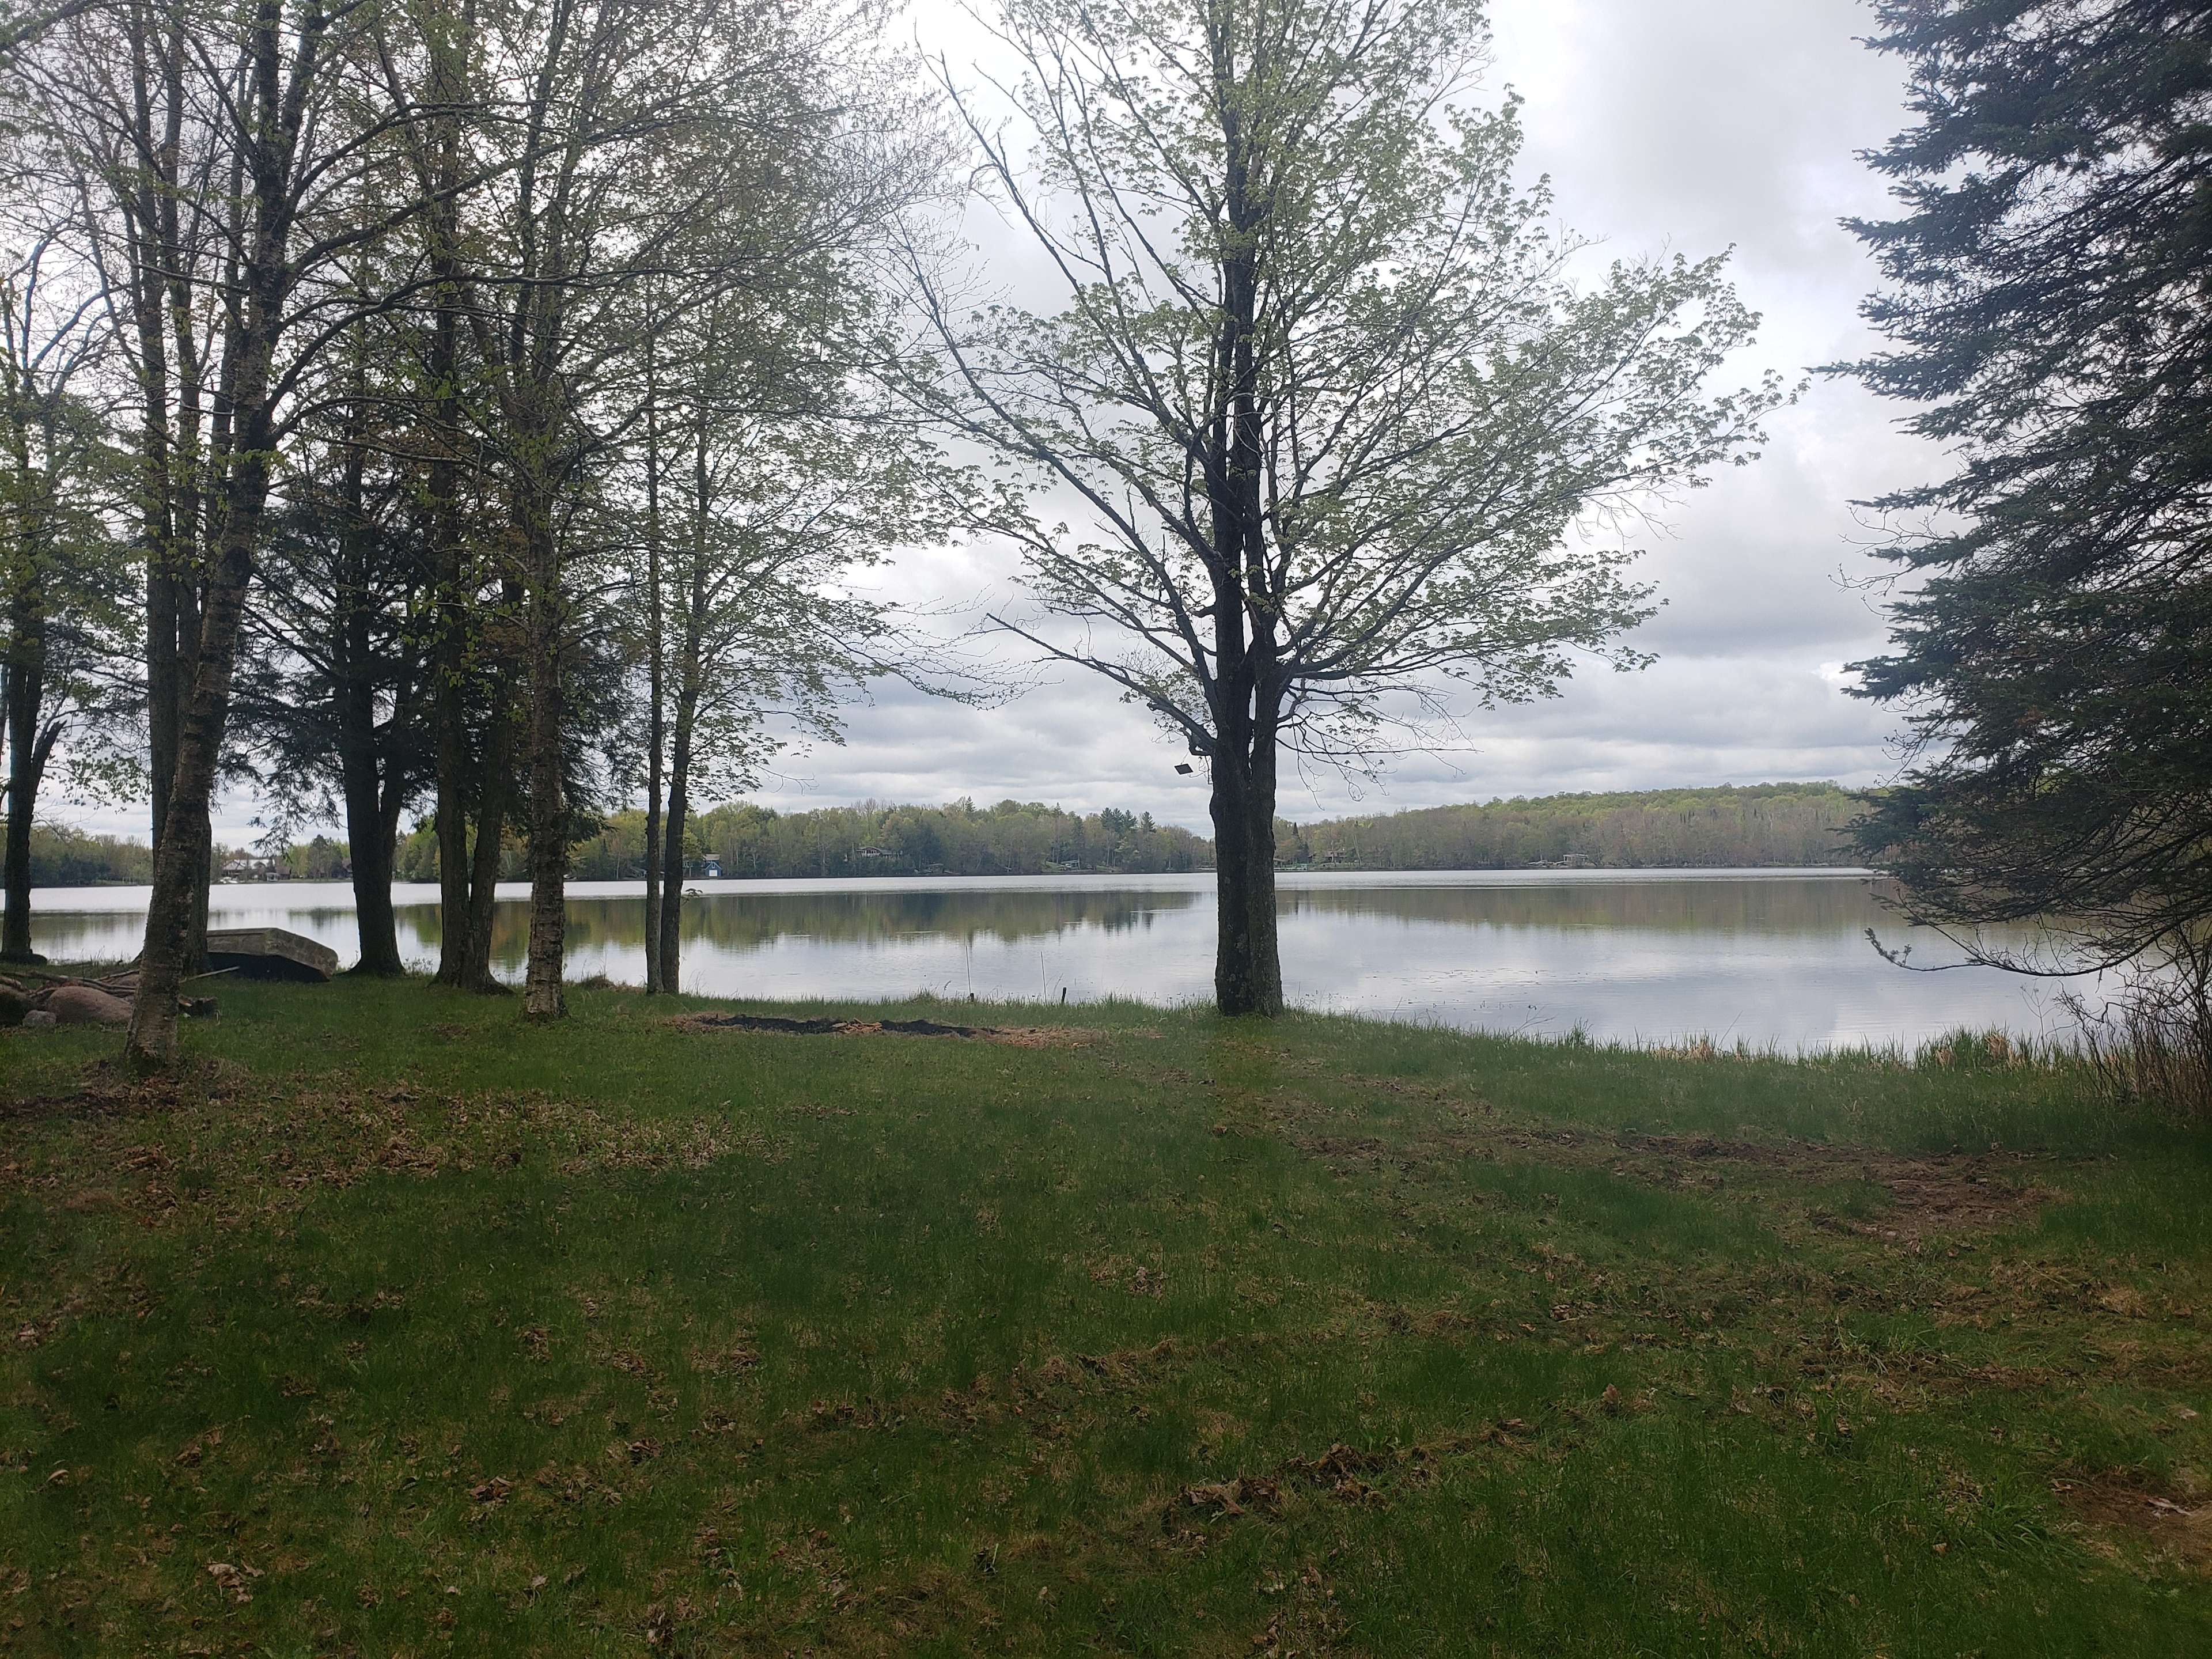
[3,979,2210,1656]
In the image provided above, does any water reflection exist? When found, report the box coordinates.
[1281,876,1895,935]
[398,885,1199,958]
[27,870,2091,1050]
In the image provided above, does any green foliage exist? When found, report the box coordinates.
[568,797,1210,880]
[3,982,2209,1653]
[272,834,352,882]
[22,825,153,885]
[1287,782,1861,870]
[62,784,1862,887]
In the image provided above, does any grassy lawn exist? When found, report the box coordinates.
[3,979,2210,1656]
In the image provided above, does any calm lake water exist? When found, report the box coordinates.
[25,869,2097,1050]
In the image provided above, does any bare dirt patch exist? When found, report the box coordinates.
[0,1087,143,1124]
[2,1083,785,1247]
[1604,1131,2049,1238]
[1287,1128,1492,1175]
[680,1013,1091,1048]
[2055,1471,2212,1574]
[0,1061,213,1124]
[296,1088,785,1183]
[1290,1122,2052,1238]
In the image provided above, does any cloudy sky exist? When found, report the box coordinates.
[66,0,1927,845]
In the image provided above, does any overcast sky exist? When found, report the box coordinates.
[67,0,1929,845]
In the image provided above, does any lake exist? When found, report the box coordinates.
[24,869,2099,1051]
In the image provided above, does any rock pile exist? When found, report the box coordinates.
[0,970,216,1030]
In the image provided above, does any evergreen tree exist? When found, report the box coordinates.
[1843,1,2212,967]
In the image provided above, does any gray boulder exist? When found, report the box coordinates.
[43,985,133,1027]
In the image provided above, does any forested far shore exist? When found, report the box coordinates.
[21,828,353,887]
[1284,782,1860,872]
[415,799,1215,882]
[24,783,1859,887]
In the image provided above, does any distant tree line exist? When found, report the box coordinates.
[26,824,351,885]
[1281,783,1858,872]
[22,826,150,885]
[29,783,1861,888]
[411,798,1213,882]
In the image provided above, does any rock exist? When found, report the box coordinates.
[42,985,133,1027]
[21,1009,56,1028]
[0,984,32,1027]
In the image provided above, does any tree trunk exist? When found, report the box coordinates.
[2,687,56,966]
[424,9,472,989]
[435,643,516,991]
[376,758,410,941]
[347,806,404,976]
[1202,61,1278,1017]
[643,690,664,993]
[521,522,567,1020]
[124,505,260,1068]
[145,544,180,862]
[429,373,472,982]
[641,324,665,993]
[431,613,472,983]
[169,121,241,986]
[1209,734,1282,1016]
[332,423,406,977]
[658,465,707,995]
[656,685,695,995]
[128,7,180,868]
[339,730,404,976]
[178,209,243,983]
[460,690,513,992]
[2,426,48,961]
[124,0,297,1068]
[179,765,212,976]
